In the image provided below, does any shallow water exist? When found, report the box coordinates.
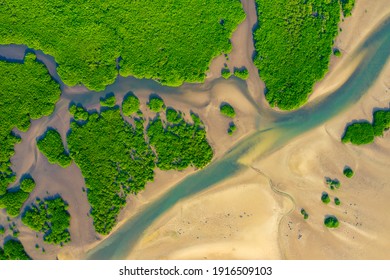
[86,18,390,259]
[0,17,389,260]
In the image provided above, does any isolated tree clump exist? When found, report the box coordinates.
[326,178,341,190]
[234,67,249,80]
[301,208,309,219]
[343,167,354,178]
[324,215,339,228]
[37,129,71,168]
[0,0,245,90]
[22,196,71,245]
[220,103,236,118]
[148,96,165,113]
[228,122,237,135]
[333,48,342,57]
[122,93,140,116]
[342,121,375,145]
[0,54,60,196]
[321,192,331,204]
[221,67,232,79]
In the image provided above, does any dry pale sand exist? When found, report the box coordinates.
[127,168,292,260]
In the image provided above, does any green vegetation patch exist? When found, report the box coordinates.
[253,0,341,110]
[67,106,156,234]
[166,108,182,124]
[67,98,213,234]
[0,177,35,217]
[342,121,375,145]
[0,1,245,90]
[342,109,390,145]
[233,67,249,80]
[343,167,354,178]
[0,239,31,260]
[324,215,339,228]
[37,129,71,168]
[148,96,165,113]
[122,93,140,116]
[22,196,71,245]
[301,208,309,220]
[100,94,116,107]
[334,197,341,206]
[147,114,213,171]
[326,178,341,190]
[0,225,4,235]
[372,110,390,137]
[321,192,331,204]
[228,122,237,135]
[340,0,356,17]
[221,68,232,79]
[0,54,60,196]
[220,103,236,118]
[333,48,342,57]
[69,104,89,121]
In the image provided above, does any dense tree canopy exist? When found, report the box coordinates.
[67,106,156,234]
[37,129,71,168]
[122,93,140,116]
[0,0,245,90]
[0,239,30,260]
[342,122,375,145]
[0,177,36,217]
[147,111,213,170]
[0,54,60,196]
[22,197,71,245]
[253,0,347,110]
[67,97,213,234]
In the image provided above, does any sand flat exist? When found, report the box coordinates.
[127,169,291,260]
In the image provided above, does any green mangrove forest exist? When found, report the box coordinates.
[67,97,213,234]
[0,0,245,90]
[22,197,71,245]
[342,109,390,145]
[0,239,30,260]
[0,54,60,197]
[37,129,71,168]
[253,0,355,110]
